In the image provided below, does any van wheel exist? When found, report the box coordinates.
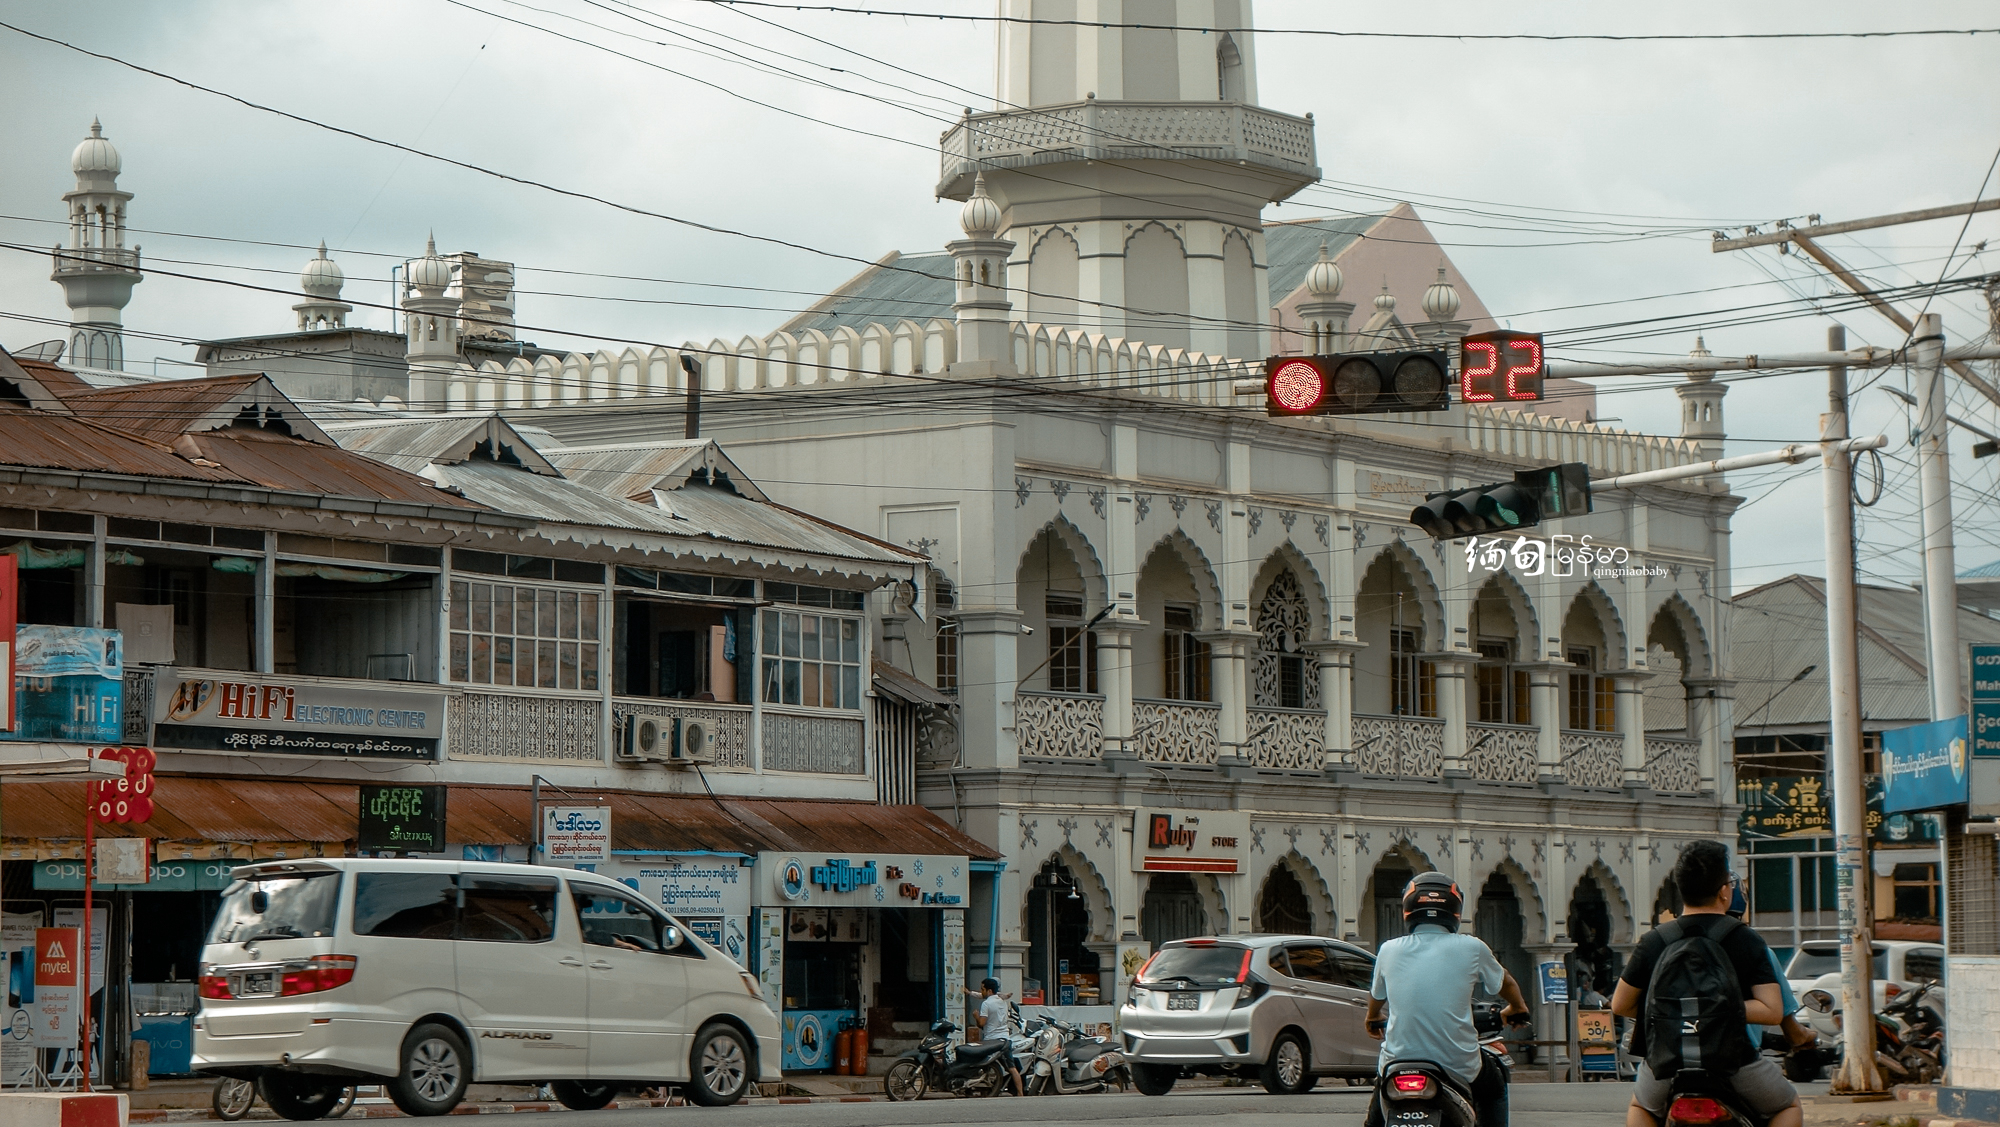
[1131,1063,1177,1096]
[1261,1032,1316,1095]
[257,1072,345,1121]
[550,1081,618,1111]
[387,1023,471,1116]
[687,1024,753,1106]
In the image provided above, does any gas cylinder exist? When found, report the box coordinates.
[849,1026,870,1075]
[833,1027,854,1075]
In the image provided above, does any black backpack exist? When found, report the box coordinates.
[1641,916,1758,1078]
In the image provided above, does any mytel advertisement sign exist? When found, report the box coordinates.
[152,672,444,760]
[1879,716,1969,814]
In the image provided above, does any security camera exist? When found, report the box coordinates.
[1019,624,1035,636]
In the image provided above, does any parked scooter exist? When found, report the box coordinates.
[1368,1003,1525,1125]
[1021,1015,1131,1095]
[883,1020,1019,1100]
[1799,979,1945,1085]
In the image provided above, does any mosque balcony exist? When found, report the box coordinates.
[938,99,1318,199]
[51,245,141,276]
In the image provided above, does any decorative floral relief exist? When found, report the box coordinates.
[1466,724,1538,784]
[1644,737,1701,793]
[451,691,603,763]
[1313,515,1330,546]
[1252,569,1323,711]
[1133,699,1220,764]
[1205,500,1223,533]
[1353,715,1445,778]
[1014,691,1104,759]
[1088,487,1107,518]
[1246,707,1324,770]
[1559,731,1624,789]
[1050,480,1072,505]
[1246,506,1264,535]
[1136,494,1152,521]
[1015,476,1033,507]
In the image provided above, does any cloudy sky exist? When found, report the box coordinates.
[1,0,1996,591]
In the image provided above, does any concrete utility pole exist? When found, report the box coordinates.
[1913,312,1962,720]
[1821,325,1880,1093]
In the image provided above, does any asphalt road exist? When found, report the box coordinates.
[557,1081,1659,1126]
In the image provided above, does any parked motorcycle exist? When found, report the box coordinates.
[1799,978,1944,1085]
[1368,1003,1525,1125]
[1021,1015,1130,1095]
[883,1020,1019,1100]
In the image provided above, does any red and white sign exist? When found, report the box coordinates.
[0,554,16,731]
[32,927,79,1048]
[92,746,156,823]
[1131,809,1250,874]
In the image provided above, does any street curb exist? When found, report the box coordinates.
[129,1094,888,1122]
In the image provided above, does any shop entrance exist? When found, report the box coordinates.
[874,907,936,1024]
[781,906,864,1071]
[1025,862,1097,1005]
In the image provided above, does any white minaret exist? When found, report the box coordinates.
[1678,336,1727,461]
[295,242,353,330]
[51,119,142,369]
[943,0,1317,361]
[947,174,1017,371]
[403,235,463,407]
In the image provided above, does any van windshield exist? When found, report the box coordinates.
[209,871,342,944]
[1139,944,1251,986]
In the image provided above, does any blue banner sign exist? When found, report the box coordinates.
[1880,716,1970,813]
[1972,644,2000,701]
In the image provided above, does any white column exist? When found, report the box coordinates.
[1306,639,1363,767]
[1185,221,1228,358]
[1432,656,1470,774]
[1097,623,1136,756]
[1611,669,1650,787]
[1077,217,1127,343]
[1525,661,1567,781]
[1336,820,1361,942]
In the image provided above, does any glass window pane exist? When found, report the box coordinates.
[459,876,558,943]
[801,615,820,660]
[558,642,579,690]
[842,619,861,662]
[579,592,600,641]
[493,585,514,634]
[471,634,491,683]
[782,613,800,658]
[802,662,820,707]
[822,664,839,709]
[782,660,800,705]
[353,873,457,939]
[516,588,536,638]
[842,665,860,709]
[559,591,578,639]
[470,583,492,632]
[537,591,557,638]
[539,640,558,688]
[450,581,470,631]
[579,642,599,691]
[763,658,782,703]
[494,637,513,686]
[450,632,469,682]
[762,610,780,654]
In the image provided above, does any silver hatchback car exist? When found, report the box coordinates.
[1119,934,1378,1095]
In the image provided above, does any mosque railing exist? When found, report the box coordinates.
[1351,714,1445,779]
[1133,698,1220,765]
[1465,723,1540,785]
[938,99,1318,194]
[1244,705,1326,771]
[1013,690,1105,760]
[1558,730,1626,790]
[1643,735,1702,794]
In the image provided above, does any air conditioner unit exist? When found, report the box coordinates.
[667,717,714,765]
[618,714,668,763]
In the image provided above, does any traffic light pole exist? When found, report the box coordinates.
[1588,435,1886,492]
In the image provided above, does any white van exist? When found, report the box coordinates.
[192,858,781,1119]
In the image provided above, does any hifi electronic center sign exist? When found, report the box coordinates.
[151,672,445,761]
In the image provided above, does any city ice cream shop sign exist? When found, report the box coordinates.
[764,852,967,905]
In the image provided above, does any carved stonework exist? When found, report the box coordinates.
[1245,706,1325,770]
[451,690,603,763]
[764,712,865,774]
[1313,515,1330,546]
[1015,476,1033,506]
[1088,487,1107,518]
[1014,691,1104,759]
[1645,737,1701,793]
[1252,569,1323,711]
[1353,715,1444,778]
[1559,731,1623,789]
[1133,699,1220,764]
[1466,724,1538,784]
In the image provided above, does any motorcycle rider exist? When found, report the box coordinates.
[1365,871,1531,1127]
[1612,841,1800,1127]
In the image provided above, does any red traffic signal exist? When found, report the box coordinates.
[1460,332,1544,404]
[1265,351,1451,417]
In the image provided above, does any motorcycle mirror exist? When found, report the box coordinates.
[1800,990,1833,1013]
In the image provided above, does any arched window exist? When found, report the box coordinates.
[1216,34,1245,101]
[1254,569,1320,710]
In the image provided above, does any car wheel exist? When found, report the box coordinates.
[1131,1062,1177,1096]
[1261,1031,1315,1095]
[258,1072,346,1121]
[387,1023,471,1116]
[549,1080,619,1110]
[884,1059,927,1101]
[687,1023,754,1106]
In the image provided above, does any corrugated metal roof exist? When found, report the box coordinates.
[0,406,240,483]
[1962,558,2000,579]
[183,428,488,509]
[1729,574,2000,731]
[778,252,955,337]
[543,442,758,503]
[63,372,337,446]
[0,776,999,859]
[1263,213,1388,302]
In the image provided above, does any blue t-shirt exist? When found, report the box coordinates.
[1746,947,1798,1048]
[1371,925,1506,1085]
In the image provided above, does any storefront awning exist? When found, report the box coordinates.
[0,743,127,778]
[0,775,999,861]
[871,659,954,708]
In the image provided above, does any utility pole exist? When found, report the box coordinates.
[1821,325,1880,1093]
[1913,312,1962,720]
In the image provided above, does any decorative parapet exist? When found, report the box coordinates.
[615,697,751,769]
[1134,698,1220,764]
[762,710,864,774]
[937,100,1319,196]
[1014,691,1104,760]
[450,689,603,764]
[1353,714,1444,778]
[1466,723,1538,784]
[1560,731,1625,790]
[1644,736,1702,794]
[1246,706,1325,770]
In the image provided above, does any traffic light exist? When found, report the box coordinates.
[1459,332,1545,404]
[1265,350,1451,417]
[1409,462,1592,540]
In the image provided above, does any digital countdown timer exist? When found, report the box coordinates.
[1460,332,1544,404]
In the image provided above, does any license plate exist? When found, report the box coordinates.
[1167,992,1200,1011]
[237,971,276,996]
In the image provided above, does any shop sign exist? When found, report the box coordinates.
[1132,808,1251,874]
[32,927,78,1048]
[1,626,124,743]
[1972,644,2000,759]
[1880,716,1970,813]
[149,670,444,761]
[542,806,610,863]
[1536,960,1568,1005]
[34,859,238,892]
[759,851,967,907]
[2,908,37,1084]
[1737,774,1941,843]
[357,785,447,852]
[617,858,749,918]
[0,557,15,731]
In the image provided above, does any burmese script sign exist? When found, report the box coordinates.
[358,784,447,853]
[150,671,445,760]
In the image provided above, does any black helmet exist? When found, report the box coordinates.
[1402,872,1463,931]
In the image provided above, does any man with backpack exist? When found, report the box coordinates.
[1611,840,1800,1127]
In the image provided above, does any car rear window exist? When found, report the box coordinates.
[208,871,342,944]
[1903,950,1943,982]
[1140,944,1251,986]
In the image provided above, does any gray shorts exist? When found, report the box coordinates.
[1632,1058,1797,1117]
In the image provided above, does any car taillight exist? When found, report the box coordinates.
[1234,949,1253,984]
[1666,1096,1729,1124]
[1391,1073,1432,1095]
[1232,982,1267,1009]
[279,955,357,996]
[198,974,232,1000]
[1883,983,1901,999]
